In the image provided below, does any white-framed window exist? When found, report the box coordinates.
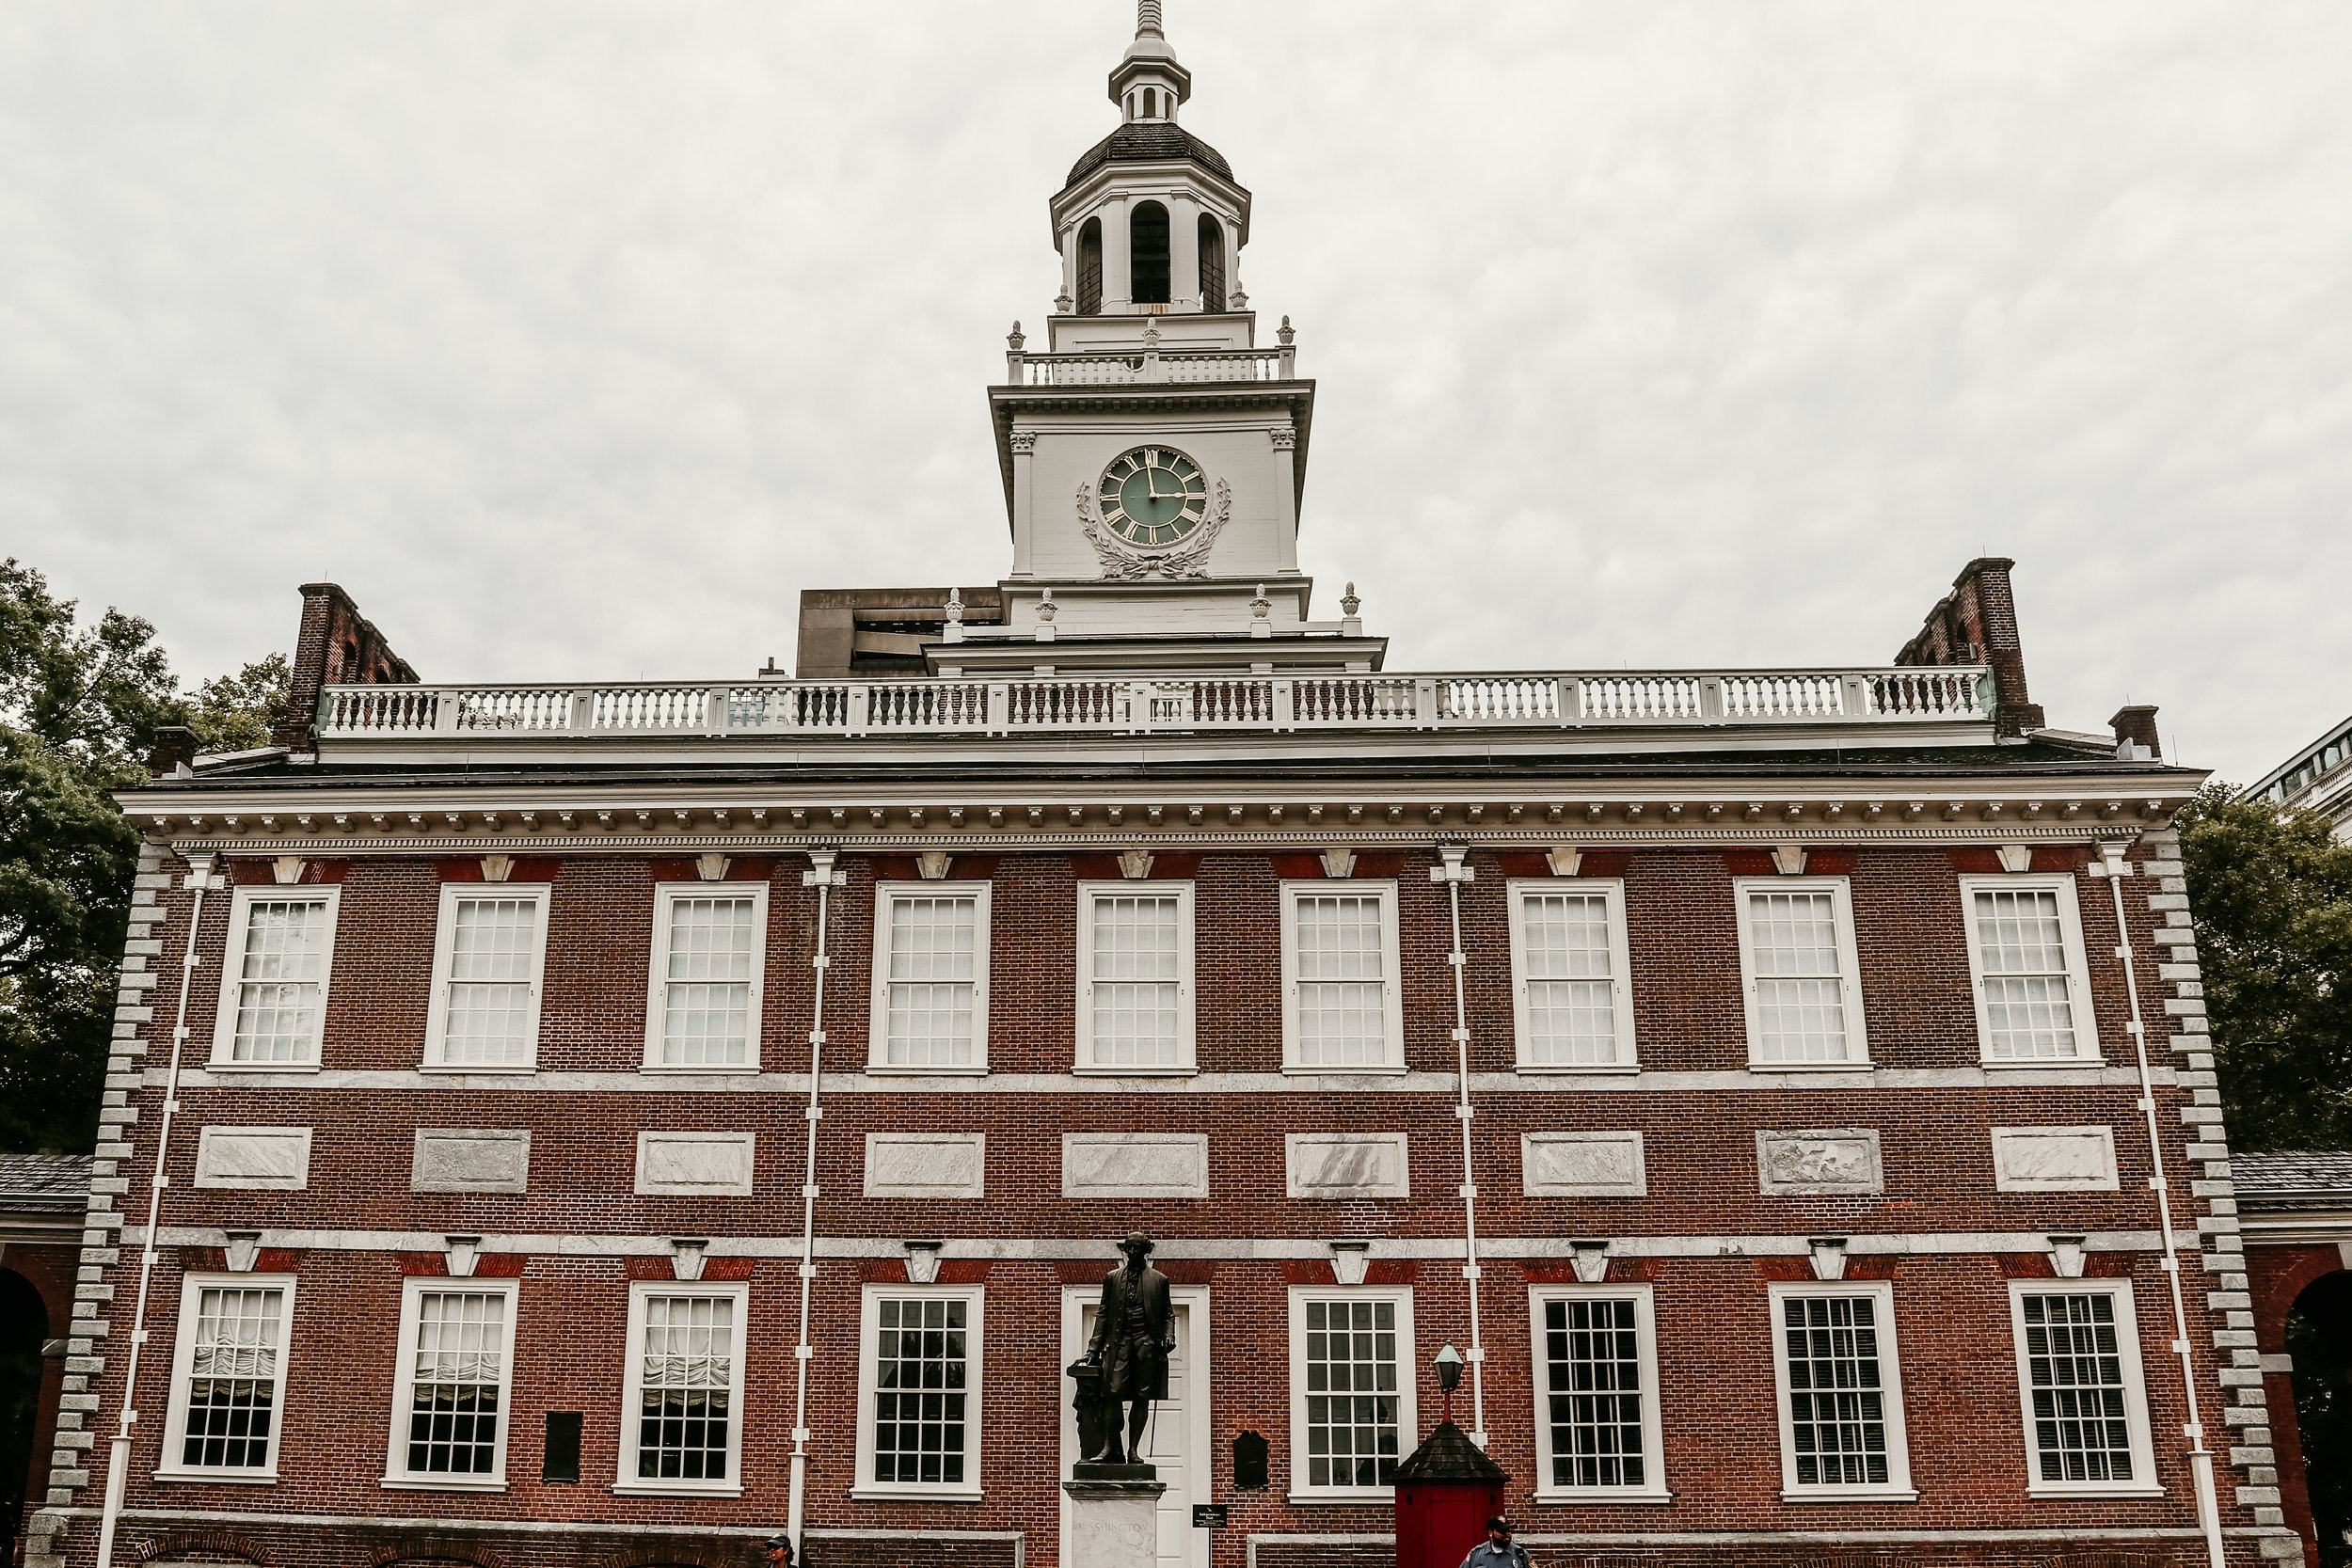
[1279,880,1405,1072]
[1767,1280,1915,1501]
[852,1283,986,1499]
[2007,1280,2161,1497]
[155,1274,297,1482]
[422,882,550,1070]
[210,885,341,1069]
[1507,879,1636,1070]
[1735,878,1868,1068]
[383,1277,518,1490]
[643,881,769,1070]
[1960,875,2100,1064]
[617,1281,749,1496]
[1528,1284,1671,1502]
[1074,880,1195,1073]
[1287,1285,1416,1500]
[867,882,992,1072]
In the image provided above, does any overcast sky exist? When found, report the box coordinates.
[5,1,2347,784]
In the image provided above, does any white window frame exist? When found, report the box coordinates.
[421,881,551,1072]
[851,1282,987,1501]
[641,880,770,1072]
[1528,1283,1672,1503]
[381,1275,519,1492]
[2006,1279,2162,1498]
[866,881,993,1074]
[1506,878,1637,1073]
[154,1273,298,1484]
[1073,879,1196,1075]
[1286,1284,1417,1502]
[1766,1279,1915,1502]
[1734,877,1870,1069]
[1279,879,1406,1074]
[615,1279,751,1497]
[1959,874,2101,1066]
[209,884,341,1070]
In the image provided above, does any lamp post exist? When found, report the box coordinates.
[1434,1342,1463,1429]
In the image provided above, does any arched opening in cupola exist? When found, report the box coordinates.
[1076,218,1103,315]
[1130,200,1170,307]
[1198,215,1226,311]
[1144,87,1159,119]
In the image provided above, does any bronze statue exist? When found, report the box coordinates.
[1075,1232,1174,1465]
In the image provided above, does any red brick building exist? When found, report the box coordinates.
[22,8,2301,1568]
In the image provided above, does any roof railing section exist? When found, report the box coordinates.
[1014,345,1294,386]
[316,666,1990,742]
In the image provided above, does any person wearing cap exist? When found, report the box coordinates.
[1459,1516,1529,1568]
[762,1533,796,1566]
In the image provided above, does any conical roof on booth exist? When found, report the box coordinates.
[1393,1420,1508,1484]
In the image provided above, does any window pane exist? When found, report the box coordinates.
[1782,1295,1890,1488]
[2022,1292,2135,1483]
[1301,1297,1400,1488]
[1543,1297,1646,1489]
[405,1291,507,1475]
[885,896,978,1067]
[1975,890,2078,1059]
[1748,891,1850,1062]
[873,1296,969,1485]
[230,899,329,1062]
[1091,894,1182,1068]
[661,895,757,1066]
[1521,893,1617,1065]
[1295,895,1389,1067]
[639,1295,736,1481]
[182,1288,284,1469]
[442,896,540,1064]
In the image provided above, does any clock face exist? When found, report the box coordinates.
[1097,447,1209,547]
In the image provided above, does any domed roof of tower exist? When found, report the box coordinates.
[1062,120,1238,194]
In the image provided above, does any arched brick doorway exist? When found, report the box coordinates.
[0,1267,50,1550]
[2285,1270,2352,1568]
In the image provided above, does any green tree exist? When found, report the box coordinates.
[185,653,291,754]
[2176,780,2352,1152]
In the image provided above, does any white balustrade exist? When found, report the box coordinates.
[315,666,1991,744]
[1020,348,1289,387]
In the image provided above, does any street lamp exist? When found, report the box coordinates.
[1434,1342,1463,1427]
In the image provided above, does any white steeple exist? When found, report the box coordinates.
[1110,1,1190,124]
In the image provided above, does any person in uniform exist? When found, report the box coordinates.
[1083,1232,1175,1464]
[1460,1516,1530,1568]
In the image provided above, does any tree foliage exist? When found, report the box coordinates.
[2176,780,2352,1153]
[0,561,290,1153]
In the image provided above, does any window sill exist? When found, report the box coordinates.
[1284,1492,1395,1505]
[1515,1063,1641,1076]
[382,1475,507,1492]
[1777,1488,1918,1504]
[1072,1066,1200,1078]
[863,1064,992,1077]
[151,1468,278,1485]
[203,1060,320,1073]
[1534,1489,1675,1505]
[2026,1483,2167,1499]
[1980,1057,2106,1071]
[613,1481,745,1497]
[849,1483,984,1502]
[637,1065,762,1076]
[417,1064,540,1076]
[1279,1066,1407,1078]
[1745,1060,1873,1073]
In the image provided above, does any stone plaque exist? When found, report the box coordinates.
[1286,1132,1409,1199]
[1991,1126,2119,1192]
[411,1129,531,1194]
[1062,1132,1209,1198]
[634,1131,755,1196]
[865,1132,987,1198]
[193,1126,312,1190]
[1522,1131,1647,1197]
[1756,1129,1883,1196]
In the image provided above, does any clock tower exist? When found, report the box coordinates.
[959,1,1380,677]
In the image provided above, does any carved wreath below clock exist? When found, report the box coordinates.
[1077,445,1232,579]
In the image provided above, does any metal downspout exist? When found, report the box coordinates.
[2098,839,2225,1568]
[95,850,214,1568]
[1435,845,1486,1444]
[786,848,843,1554]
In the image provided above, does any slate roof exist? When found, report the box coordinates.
[2233,1151,2352,1212]
[0,1155,91,1213]
[1064,121,1238,191]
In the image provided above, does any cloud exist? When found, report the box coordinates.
[1,0,2344,782]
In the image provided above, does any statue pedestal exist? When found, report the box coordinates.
[1064,1465,1164,1567]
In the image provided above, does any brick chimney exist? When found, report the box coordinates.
[147,724,197,778]
[1894,557,2046,738]
[2109,705,2161,760]
[275,583,420,752]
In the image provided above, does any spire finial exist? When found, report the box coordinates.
[1137,0,1165,40]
